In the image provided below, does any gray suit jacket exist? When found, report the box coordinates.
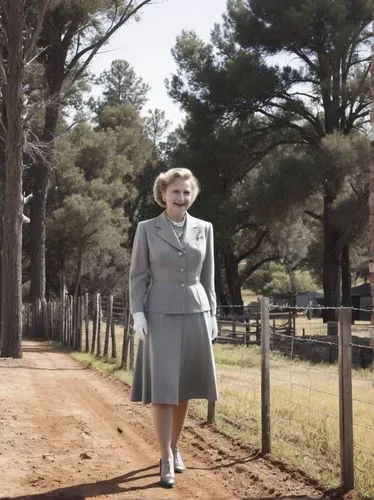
[129,211,216,315]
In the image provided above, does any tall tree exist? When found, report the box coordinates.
[251,132,370,303]
[168,31,283,309]
[221,0,372,320]
[0,0,50,357]
[94,59,150,111]
[27,0,153,337]
[45,93,154,297]
[169,1,372,320]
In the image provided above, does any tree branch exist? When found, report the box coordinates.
[304,209,323,222]
[236,228,269,263]
[241,254,280,286]
[24,0,53,63]
[66,0,153,88]
[0,46,7,83]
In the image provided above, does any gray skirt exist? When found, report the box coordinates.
[131,311,218,405]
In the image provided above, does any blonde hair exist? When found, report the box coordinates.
[153,168,200,208]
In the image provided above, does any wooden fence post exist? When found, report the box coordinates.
[72,295,78,350]
[64,296,68,345]
[61,291,66,344]
[69,296,74,346]
[260,297,271,454]
[129,330,135,371]
[66,296,71,345]
[111,316,117,360]
[207,401,216,425]
[44,299,49,340]
[91,293,99,355]
[49,302,54,340]
[121,291,131,370]
[338,307,354,491]
[232,317,237,338]
[96,294,102,356]
[103,295,113,358]
[76,295,83,351]
[84,292,89,352]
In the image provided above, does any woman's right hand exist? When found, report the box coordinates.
[132,312,148,342]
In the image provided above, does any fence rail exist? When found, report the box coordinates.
[22,294,374,496]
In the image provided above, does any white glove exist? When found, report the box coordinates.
[211,315,218,341]
[133,312,148,342]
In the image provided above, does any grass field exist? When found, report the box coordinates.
[72,320,374,498]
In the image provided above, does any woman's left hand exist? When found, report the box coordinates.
[211,315,218,341]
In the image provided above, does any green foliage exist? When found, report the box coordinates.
[145,108,171,149]
[229,0,373,57]
[250,149,318,223]
[97,59,150,110]
[47,192,127,292]
[350,229,370,284]
[251,132,370,226]
[166,0,372,309]
[46,65,156,295]
[249,262,318,295]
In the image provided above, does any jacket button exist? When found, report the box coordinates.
[180,268,185,272]
[178,251,183,256]
[180,283,185,287]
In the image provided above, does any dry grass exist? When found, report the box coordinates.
[190,344,374,497]
[294,316,373,339]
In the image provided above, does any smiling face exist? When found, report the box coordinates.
[163,178,193,221]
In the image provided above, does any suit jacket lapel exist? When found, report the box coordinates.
[155,211,182,250]
[181,213,199,249]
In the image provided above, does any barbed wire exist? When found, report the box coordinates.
[353,420,374,431]
[270,376,340,399]
[273,397,340,422]
[287,362,339,377]
[351,375,374,382]
[216,303,374,314]
[271,331,374,351]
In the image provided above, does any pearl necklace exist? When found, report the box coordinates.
[166,214,186,227]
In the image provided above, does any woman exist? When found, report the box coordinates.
[129,167,218,488]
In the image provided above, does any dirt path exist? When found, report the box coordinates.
[0,340,331,499]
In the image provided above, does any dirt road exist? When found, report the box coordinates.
[0,340,331,499]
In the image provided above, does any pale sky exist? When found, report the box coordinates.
[90,0,229,127]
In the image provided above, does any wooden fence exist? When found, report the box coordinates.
[217,305,295,345]
[23,294,363,492]
[23,292,135,370]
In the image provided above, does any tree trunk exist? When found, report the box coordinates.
[29,103,59,337]
[214,251,229,315]
[73,246,83,299]
[286,261,296,307]
[322,188,341,326]
[72,247,83,351]
[27,3,154,338]
[0,0,25,358]
[224,250,243,315]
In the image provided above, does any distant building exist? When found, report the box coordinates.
[295,291,324,308]
[350,283,371,321]
[269,286,372,321]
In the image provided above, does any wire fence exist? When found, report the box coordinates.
[23,294,374,498]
